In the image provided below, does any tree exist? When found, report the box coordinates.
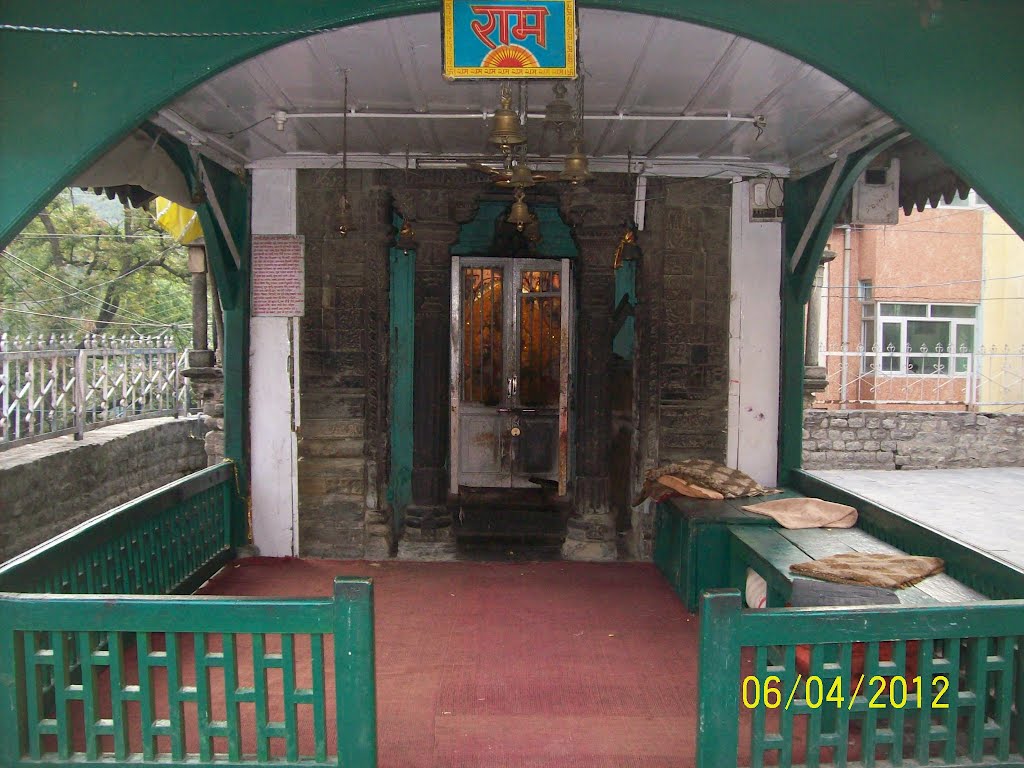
[0,189,192,347]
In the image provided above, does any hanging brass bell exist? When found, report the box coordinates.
[488,91,526,150]
[543,82,574,136]
[508,162,537,188]
[560,139,593,185]
[507,189,534,232]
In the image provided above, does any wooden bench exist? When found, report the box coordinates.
[729,525,987,608]
[654,490,804,612]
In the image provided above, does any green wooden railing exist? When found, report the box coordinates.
[0,463,379,767]
[0,579,377,767]
[698,590,1024,768]
[0,462,238,596]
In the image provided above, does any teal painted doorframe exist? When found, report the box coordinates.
[388,218,415,537]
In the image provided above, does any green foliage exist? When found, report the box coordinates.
[0,189,192,347]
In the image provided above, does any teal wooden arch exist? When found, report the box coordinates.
[1,1,1023,249]
[451,200,578,258]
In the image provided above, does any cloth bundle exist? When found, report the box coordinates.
[634,459,778,504]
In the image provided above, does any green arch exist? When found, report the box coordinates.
[1,1,1023,248]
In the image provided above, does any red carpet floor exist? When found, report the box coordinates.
[200,557,703,767]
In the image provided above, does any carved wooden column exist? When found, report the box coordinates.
[391,177,478,557]
[560,183,629,561]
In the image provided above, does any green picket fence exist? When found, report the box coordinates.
[698,590,1024,768]
[0,463,379,767]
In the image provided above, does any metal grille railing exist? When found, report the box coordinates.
[815,344,1024,409]
[0,333,191,449]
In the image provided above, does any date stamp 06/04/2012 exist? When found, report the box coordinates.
[742,675,950,711]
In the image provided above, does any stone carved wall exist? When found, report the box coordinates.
[294,169,732,561]
[627,178,733,558]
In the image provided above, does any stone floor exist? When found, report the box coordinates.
[809,467,1024,570]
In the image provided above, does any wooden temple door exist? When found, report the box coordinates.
[450,257,572,495]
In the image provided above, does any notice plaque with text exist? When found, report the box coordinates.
[252,235,305,316]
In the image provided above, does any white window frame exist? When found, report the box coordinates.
[873,302,976,377]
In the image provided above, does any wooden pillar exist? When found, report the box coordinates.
[562,217,621,560]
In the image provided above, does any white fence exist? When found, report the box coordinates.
[817,344,1024,409]
[0,333,191,449]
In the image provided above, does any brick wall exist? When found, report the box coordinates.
[0,418,208,562]
[803,409,1024,470]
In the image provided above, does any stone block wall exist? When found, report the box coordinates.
[296,169,389,559]
[803,409,1024,470]
[627,178,733,558]
[0,417,208,562]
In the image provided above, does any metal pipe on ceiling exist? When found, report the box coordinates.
[273,108,761,128]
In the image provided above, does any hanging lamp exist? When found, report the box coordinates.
[337,70,357,236]
[395,219,417,254]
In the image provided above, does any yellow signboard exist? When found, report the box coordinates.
[443,0,577,79]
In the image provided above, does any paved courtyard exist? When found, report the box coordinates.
[809,467,1024,570]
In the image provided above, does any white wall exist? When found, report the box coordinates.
[249,169,300,556]
[727,182,782,486]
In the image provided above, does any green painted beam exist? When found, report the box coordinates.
[149,131,251,541]
[2,2,1023,250]
[778,130,907,483]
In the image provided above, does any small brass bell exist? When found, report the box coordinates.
[508,162,537,188]
[488,91,526,150]
[337,195,357,236]
[395,220,417,253]
[559,139,593,185]
[507,189,533,232]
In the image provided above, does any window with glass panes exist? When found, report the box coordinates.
[874,303,976,375]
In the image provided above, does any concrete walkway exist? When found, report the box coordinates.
[809,467,1024,571]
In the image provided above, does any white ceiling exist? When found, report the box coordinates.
[156,10,893,178]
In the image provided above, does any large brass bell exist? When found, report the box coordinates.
[488,91,526,150]
[560,139,593,185]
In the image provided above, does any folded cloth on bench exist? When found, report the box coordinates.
[741,497,857,529]
[634,459,777,504]
[791,553,944,589]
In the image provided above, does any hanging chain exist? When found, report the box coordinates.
[0,22,331,37]
[342,69,349,196]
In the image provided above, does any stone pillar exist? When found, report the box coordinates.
[561,208,623,561]
[391,180,478,559]
[361,186,394,559]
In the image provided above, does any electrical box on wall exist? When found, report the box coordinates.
[749,177,784,222]
[852,158,900,225]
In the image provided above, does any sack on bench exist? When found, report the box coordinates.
[791,553,944,589]
[741,497,858,529]
[634,459,778,504]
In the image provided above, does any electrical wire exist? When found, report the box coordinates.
[0,306,183,327]
[2,249,179,328]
